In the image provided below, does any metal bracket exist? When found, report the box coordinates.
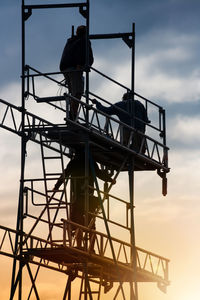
[24,8,32,21]
[157,169,167,196]
[104,281,113,293]
[122,36,133,48]
[79,6,88,18]
[157,282,167,293]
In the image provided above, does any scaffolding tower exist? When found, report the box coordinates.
[0,1,170,299]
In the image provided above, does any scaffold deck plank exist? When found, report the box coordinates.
[24,246,169,285]
[47,128,160,172]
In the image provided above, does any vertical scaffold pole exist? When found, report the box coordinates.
[131,23,135,99]
[10,1,27,299]
[84,141,90,300]
[129,22,139,300]
[84,1,90,297]
[19,0,27,297]
[85,0,90,125]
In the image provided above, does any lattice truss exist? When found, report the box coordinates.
[0,2,170,298]
[0,66,169,172]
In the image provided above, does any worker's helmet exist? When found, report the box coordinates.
[76,25,86,37]
[122,91,133,101]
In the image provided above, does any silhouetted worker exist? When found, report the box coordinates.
[53,151,115,249]
[92,92,149,152]
[60,25,94,120]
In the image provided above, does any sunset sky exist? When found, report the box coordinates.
[1,0,200,299]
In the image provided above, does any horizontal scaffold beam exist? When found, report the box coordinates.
[0,98,70,157]
[0,98,169,172]
[24,2,87,10]
[0,224,170,290]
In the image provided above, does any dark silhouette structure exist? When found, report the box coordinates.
[54,151,115,248]
[60,25,94,120]
[0,1,170,299]
[92,91,149,150]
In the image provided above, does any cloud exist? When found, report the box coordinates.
[169,115,200,145]
[135,30,200,102]
[1,3,200,300]
[91,28,200,105]
[0,81,21,104]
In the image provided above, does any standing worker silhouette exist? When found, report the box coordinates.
[60,25,94,120]
[53,151,115,249]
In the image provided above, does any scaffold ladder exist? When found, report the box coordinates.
[39,131,69,242]
[79,266,103,300]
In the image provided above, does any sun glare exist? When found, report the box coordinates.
[178,291,200,300]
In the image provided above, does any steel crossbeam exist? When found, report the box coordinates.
[0,224,169,287]
[0,1,170,298]
[0,98,70,157]
[0,98,169,172]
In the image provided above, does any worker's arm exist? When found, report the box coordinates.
[92,99,128,121]
[91,99,117,116]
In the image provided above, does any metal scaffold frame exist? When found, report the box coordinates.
[0,1,170,299]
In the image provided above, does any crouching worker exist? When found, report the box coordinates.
[53,151,115,251]
[92,92,149,153]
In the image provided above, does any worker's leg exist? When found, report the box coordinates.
[122,127,131,146]
[71,204,84,249]
[131,132,145,153]
[88,196,99,253]
[89,220,96,253]
[70,70,84,120]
